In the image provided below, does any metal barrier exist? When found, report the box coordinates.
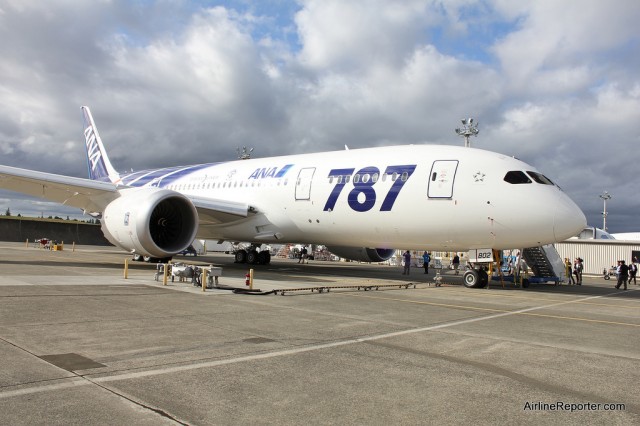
[272,282,417,296]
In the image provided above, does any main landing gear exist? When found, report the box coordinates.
[132,253,172,263]
[234,245,271,265]
[462,267,489,288]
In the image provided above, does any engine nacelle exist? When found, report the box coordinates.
[327,246,396,263]
[101,187,198,258]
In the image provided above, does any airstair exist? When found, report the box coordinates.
[522,245,566,284]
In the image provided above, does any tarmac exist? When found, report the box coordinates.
[0,242,639,425]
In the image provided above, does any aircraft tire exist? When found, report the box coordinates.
[463,270,482,288]
[247,250,259,264]
[235,250,247,263]
[257,251,270,265]
[522,278,530,288]
[478,269,489,288]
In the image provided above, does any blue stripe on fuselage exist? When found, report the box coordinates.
[120,163,223,187]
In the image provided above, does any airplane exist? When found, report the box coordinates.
[0,107,586,288]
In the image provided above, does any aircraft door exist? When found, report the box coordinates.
[428,160,458,198]
[295,167,316,200]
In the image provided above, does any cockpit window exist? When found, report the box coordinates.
[503,171,531,184]
[526,171,555,185]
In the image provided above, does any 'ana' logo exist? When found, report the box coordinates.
[248,164,294,179]
[84,126,102,171]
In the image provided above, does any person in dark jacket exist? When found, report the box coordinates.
[452,254,460,275]
[629,260,637,285]
[402,250,411,275]
[615,260,629,290]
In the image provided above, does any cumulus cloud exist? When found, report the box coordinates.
[0,0,639,232]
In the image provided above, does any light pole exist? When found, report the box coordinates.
[455,118,479,147]
[599,191,612,231]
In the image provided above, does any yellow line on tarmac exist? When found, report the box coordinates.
[339,292,640,328]
[418,285,640,310]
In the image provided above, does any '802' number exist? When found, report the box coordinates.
[323,165,416,212]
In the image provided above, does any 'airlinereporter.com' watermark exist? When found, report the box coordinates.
[524,401,625,412]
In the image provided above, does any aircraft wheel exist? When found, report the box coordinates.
[463,270,482,288]
[247,250,259,264]
[257,251,270,265]
[235,250,247,263]
[604,275,610,280]
[478,269,489,288]
[522,278,530,288]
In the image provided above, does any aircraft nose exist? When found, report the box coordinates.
[554,192,586,241]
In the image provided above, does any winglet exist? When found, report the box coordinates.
[82,106,120,183]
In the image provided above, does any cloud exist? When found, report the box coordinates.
[0,0,639,232]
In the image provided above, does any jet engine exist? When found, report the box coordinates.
[326,246,396,263]
[100,187,198,259]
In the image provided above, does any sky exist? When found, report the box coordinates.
[0,0,639,232]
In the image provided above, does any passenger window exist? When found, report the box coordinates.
[503,171,531,184]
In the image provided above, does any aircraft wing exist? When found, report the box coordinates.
[0,164,252,224]
[0,165,119,213]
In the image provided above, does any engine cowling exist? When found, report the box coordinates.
[326,246,396,263]
[101,187,198,258]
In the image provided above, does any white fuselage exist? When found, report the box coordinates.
[122,144,586,250]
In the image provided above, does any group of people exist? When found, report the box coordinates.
[297,246,308,263]
[564,257,584,285]
[614,258,637,290]
[402,251,461,276]
[565,256,638,289]
[402,250,433,275]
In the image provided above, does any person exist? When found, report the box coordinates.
[422,251,431,274]
[402,250,411,275]
[298,246,308,264]
[629,259,637,285]
[616,260,629,290]
[565,258,574,285]
[452,254,460,275]
[506,258,514,275]
[573,258,583,285]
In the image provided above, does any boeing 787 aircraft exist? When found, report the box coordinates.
[0,107,586,287]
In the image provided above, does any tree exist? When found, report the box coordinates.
[4,207,10,216]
